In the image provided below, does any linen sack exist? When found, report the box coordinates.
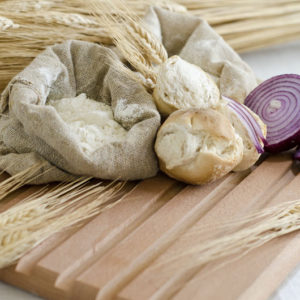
[143,7,258,103]
[0,40,161,184]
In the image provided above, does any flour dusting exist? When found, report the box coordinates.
[48,93,127,154]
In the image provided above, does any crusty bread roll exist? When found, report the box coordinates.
[155,108,243,185]
[217,100,267,171]
[153,56,220,116]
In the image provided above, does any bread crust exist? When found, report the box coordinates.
[155,108,243,185]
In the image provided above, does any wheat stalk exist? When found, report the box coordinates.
[0,178,125,268]
[43,12,100,27]
[1,0,54,13]
[0,229,29,247]
[0,206,45,229]
[113,29,158,83]
[127,21,168,65]
[1,1,300,92]
[0,163,51,201]
[0,179,88,230]
[0,16,20,31]
[90,0,169,86]
[154,198,300,277]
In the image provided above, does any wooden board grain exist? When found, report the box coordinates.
[0,154,299,300]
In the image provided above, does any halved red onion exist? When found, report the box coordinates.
[222,95,265,154]
[245,74,300,153]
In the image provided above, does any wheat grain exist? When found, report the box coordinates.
[1,1,300,93]
[114,0,168,65]
[0,178,125,268]
[0,180,90,231]
[154,198,300,277]
[1,0,54,13]
[0,177,116,232]
[90,0,159,85]
[43,12,99,27]
[115,33,158,83]
[0,229,28,247]
[0,16,19,31]
[0,163,49,201]
[0,207,45,229]
[127,21,168,64]
[90,0,168,87]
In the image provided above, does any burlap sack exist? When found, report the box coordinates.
[143,7,258,103]
[0,40,161,184]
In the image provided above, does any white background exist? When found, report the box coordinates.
[1,41,300,300]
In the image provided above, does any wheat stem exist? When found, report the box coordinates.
[0,16,20,31]
[154,198,300,275]
[0,163,49,201]
[127,21,168,64]
[1,1,300,92]
[90,0,169,86]
[0,179,125,268]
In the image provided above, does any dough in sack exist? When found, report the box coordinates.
[155,108,243,185]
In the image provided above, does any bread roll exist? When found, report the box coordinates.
[217,99,267,171]
[155,108,243,185]
[153,56,220,116]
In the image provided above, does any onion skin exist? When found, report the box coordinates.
[245,74,300,153]
[223,96,265,154]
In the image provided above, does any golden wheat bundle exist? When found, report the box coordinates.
[152,197,300,292]
[0,178,126,268]
[0,163,49,201]
[1,0,300,92]
[90,0,167,88]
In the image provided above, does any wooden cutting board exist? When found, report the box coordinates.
[0,153,300,300]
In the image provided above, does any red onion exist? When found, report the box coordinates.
[245,74,300,153]
[294,147,300,161]
[222,96,265,154]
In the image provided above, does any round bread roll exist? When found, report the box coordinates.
[155,108,243,185]
[153,56,220,116]
[217,99,267,171]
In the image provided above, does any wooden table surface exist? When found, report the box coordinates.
[0,153,299,300]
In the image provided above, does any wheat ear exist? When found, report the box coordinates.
[112,0,168,65]
[43,12,99,27]
[126,21,167,65]
[0,16,19,31]
[0,179,125,268]
[112,27,158,83]
[0,178,90,229]
[154,198,300,276]
[90,0,168,87]
[0,162,49,201]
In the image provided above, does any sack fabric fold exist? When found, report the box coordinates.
[143,6,258,103]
